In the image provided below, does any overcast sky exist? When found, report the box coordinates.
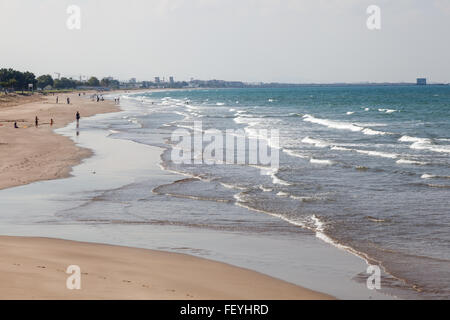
[1,0,449,83]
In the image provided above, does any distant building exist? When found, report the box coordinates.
[155,77,160,83]
[129,78,137,84]
[417,78,427,85]
[169,76,174,84]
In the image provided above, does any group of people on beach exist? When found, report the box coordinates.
[92,94,104,102]
[55,96,71,104]
[14,112,80,129]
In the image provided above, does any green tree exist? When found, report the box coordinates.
[37,74,54,89]
[100,78,110,87]
[0,68,36,91]
[54,77,77,89]
[87,76,100,87]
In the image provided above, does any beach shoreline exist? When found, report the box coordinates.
[0,91,334,300]
[0,91,119,190]
[0,236,333,300]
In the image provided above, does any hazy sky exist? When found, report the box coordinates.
[1,0,449,83]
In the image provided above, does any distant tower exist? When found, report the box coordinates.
[169,76,174,84]
[155,77,160,83]
[417,78,427,85]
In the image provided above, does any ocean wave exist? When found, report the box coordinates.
[378,108,398,114]
[421,174,450,179]
[396,159,427,165]
[303,114,389,136]
[398,135,450,154]
[301,136,331,148]
[355,149,398,159]
[331,145,399,159]
[398,135,431,143]
[282,149,308,159]
[346,111,355,115]
[270,170,292,186]
[310,158,334,165]
[259,185,273,192]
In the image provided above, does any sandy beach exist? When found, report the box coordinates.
[0,92,332,300]
[0,236,333,300]
[0,92,119,190]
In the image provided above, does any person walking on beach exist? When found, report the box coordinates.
[67,97,70,104]
[56,96,59,104]
[50,118,54,126]
[14,121,18,129]
[35,116,39,128]
[76,111,80,128]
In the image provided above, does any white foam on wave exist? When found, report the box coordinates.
[259,185,273,192]
[330,146,352,152]
[310,158,334,165]
[398,135,430,143]
[421,173,450,179]
[356,149,398,159]
[399,136,450,154]
[331,145,400,159]
[301,136,331,148]
[302,114,388,136]
[378,108,398,114]
[270,169,292,186]
[282,149,308,159]
[346,111,355,115]
[232,196,373,265]
[396,159,427,165]
[411,141,450,154]
[362,128,387,136]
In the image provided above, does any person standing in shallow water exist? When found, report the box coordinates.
[76,111,80,128]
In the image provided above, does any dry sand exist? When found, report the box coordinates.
[0,236,333,300]
[0,92,333,300]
